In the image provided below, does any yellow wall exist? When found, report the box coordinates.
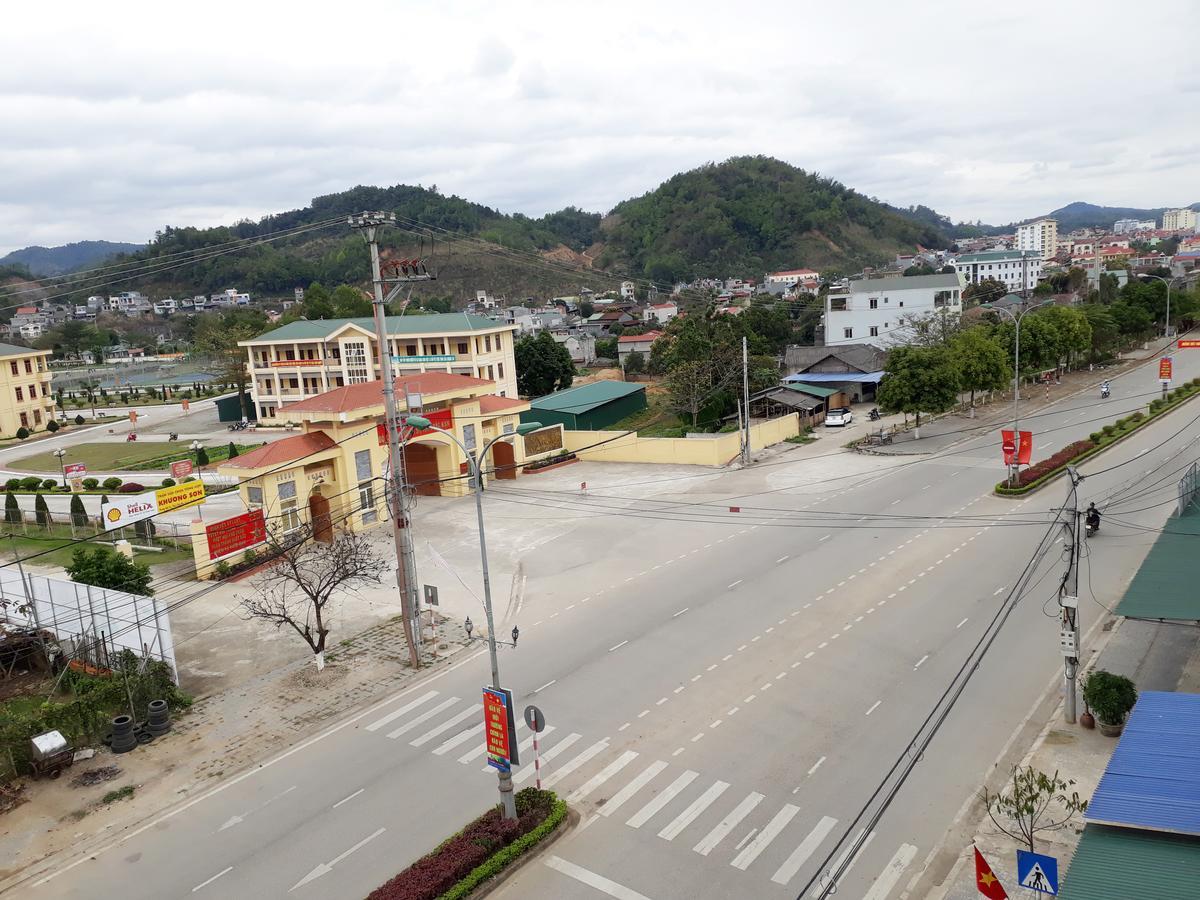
[0,349,54,436]
[563,415,800,466]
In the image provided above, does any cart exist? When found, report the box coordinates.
[29,730,74,779]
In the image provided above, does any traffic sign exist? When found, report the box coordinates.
[1002,438,1015,454]
[524,704,546,733]
[423,584,439,607]
[1016,850,1058,895]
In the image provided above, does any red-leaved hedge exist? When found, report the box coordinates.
[1016,440,1094,487]
[367,788,556,900]
[117,482,146,493]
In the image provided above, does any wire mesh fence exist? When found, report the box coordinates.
[0,508,194,550]
[1177,462,1199,517]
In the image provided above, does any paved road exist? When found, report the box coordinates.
[9,346,1198,900]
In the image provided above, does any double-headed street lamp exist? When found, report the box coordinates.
[1137,273,1181,339]
[402,414,542,820]
[52,448,68,489]
[189,440,203,466]
[985,298,1053,487]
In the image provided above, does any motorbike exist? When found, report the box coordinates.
[868,408,881,421]
[1086,517,1100,538]
[168,432,179,441]
[1100,386,1111,399]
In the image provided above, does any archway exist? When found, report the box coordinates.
[403,443,442,496]
[492,440,517,480]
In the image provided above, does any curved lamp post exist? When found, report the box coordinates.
[985,298,1053,487]
[52,448,67,489]
[403,415,542,820]
[1137,273,1181,339]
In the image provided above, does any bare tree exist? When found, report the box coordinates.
[982,765,1088,853]
[238,525,386,671]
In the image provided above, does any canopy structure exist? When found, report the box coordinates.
[782,371,884,384]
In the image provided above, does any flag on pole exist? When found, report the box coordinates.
[974,846,1008,899]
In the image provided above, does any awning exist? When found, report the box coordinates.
[783,371,885,384]
[762,389,821,411]
[779,382,839,399]
[1115,504,1200,620]
[1059,824,1200,899]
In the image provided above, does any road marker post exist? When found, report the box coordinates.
[525,704,546,790]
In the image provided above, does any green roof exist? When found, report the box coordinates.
[1115,502,1200,620]
[528,380,645,414]
[953,250,1041,263]
[0,343,43,358]
[781,382,839,399]
[1060,824,1200,900]
[246,313,508,343]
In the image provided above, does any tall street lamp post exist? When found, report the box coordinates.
[985,299,1052,487]
[1137,273,1180,339]
[52,448,67,489]
[402,415,542,821]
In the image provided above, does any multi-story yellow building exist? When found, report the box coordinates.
[239,313,519,421]
[1016,218,1058,261]
[0,344,55,436]
[1162,208,1197,232]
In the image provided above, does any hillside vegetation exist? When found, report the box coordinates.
[0,240,145,276]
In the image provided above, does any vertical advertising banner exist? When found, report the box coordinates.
[482,687,519,771]
[1159,356,1173,382]
[1001,430,1033,466]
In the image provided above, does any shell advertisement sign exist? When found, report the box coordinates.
[102,481,207,531]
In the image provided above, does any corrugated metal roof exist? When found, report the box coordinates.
[244,313,508,343]
[838,273,961,293]
[1115,504,1200,620]
[779,382,839,399]
[783,371,885,384]
[1086,691,1200,835]
[1059,824,1200,900]
[528,380,644,414]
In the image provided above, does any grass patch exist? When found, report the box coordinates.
[0,534,191,569]
[786,428,817,445]
[101,785,135,804]
[13,442,256,474]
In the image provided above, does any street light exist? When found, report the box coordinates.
[1137,273,1181,339]
[402,415,542,820]
[189,440,203,465]
[52,448,67,489]
[984,298,1053,487]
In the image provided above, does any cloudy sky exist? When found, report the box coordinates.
[1,0,1197,253]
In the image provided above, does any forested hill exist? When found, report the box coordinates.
[597,156,951,282]
[0,240,145,276]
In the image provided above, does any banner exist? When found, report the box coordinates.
[63,463,87,477]
[206,509,267,560]
[170,459,194,480]
[378,407,454,444]
[1178,339,1200,349]
[1159,356,1173,382]
[102,493,158,530]
[156,480,206,513]
[483,687,519,771]
[1001,429,1033,466]
[270,358,324,367]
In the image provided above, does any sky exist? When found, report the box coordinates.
[1,0,1197,254]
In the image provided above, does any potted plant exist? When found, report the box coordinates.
[1082,669,1137,737]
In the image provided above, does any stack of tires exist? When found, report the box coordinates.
[109,715,137,753]
[145,699,171,737]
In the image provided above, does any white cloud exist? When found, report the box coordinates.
[0,0,1197,253]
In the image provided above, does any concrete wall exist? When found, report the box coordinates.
[563,414,800,466]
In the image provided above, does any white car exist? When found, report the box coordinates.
[824,406,853,427]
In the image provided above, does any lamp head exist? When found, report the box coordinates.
[511,625,520,646]
[515,422,542,436]
[404,415,432,430]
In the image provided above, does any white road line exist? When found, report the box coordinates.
[722,653,733,661]
[777,555,790,563]
[865,700,882,716]
[993,586,1006,596]
[819,534,831,542]
[513,732,582,784]
[331,788,364,809]
[731,804,801,870]
[805,651,815,659]
[637,709,650,718]
[861,843,919,900]
[365,690,438,732]
[192,867,233,893]
[618,723,630,732]
[609,640,629,652]
[956,617,969,629]
[532,679,556,694]
[807,756,826,776]
[384,697,459,740]
[913,654,929,671]
[672,747,685,757]
[690,732,705,743]
[693,792,764,856]
[811,829,877,897]
[744,694,756,703]
[674,607,690,617]
[890,499,900,505]
[459,722,534,764]
[409,706,478,747]
[691,674,703,682]
[656,697,668,705]
[658,781,730,841]
[709,719,723,729]
[545,856,653,900]
[707,664,718,671]
[627,770,699,828]
[771,815,838,886]
[727,705,740,715]
[599,760,668,818]
[728,580,742,589]
[543,739,611,788]
[568,750,639,802]
[735,828,758,851]
[433,727,479,756]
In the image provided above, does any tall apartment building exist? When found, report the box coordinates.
[1015,219,1058,260]
[1113,218,1157,234]
[240,313,519,421]
[952,250,1042,295]
[823,274,961,349]
[1162,209,1198,232]
[0,344,55,436]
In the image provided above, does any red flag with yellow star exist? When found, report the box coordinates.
[974,846,1008,900]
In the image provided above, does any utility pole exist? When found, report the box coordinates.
[1062,467,1083,724]
[741,335,751,465]
[349,211,423,668]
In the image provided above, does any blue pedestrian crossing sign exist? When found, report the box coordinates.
[1016,850,1058,895]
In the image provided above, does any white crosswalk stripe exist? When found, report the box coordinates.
[731,803,800,870]
[385,697,459,740]
[693,792,764,856]
[657,780,729,842]
[862,843,918,900]
[365,690,438,732]
[409,706,479,747]
[465,721,534,766]
[626,770,698,829]
[598,760,668,818]
[541,739,610,789]
[432,727,479,756]
[810,829,876,897]
[567,750,639,803]
[512,733,582,784]
[771,815,837,886]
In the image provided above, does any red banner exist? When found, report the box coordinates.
[483,687,513,771]
[64,463,87,477]
[171,459,194,480]
[1178,340,1200,349]
[206,509,267,560]
[1001,430,1033,466]
[377,407,454,445]
[1159,357,1173,381]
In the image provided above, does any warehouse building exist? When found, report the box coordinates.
[521,380,646,430]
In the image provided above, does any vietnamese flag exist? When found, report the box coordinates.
[974,846,1008,900]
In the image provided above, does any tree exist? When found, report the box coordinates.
[623,350,645,375]
[330,284,373,317]
[69,494,88,527]
[594,337,618,360]
[67,547,154,596]
[953,328,1009,414]
[227,441,239,461]
[238,525,385,670]
[963,278,1009,306]
[897,310,963,347]
[876,345,960,437]
[983,765,1088,853]
[196,446,210,466]
[515,331,574,397]
[33,494,50,528]
[300,282,335,319]
[194,308,267,419]
[46,419,59,433]
[902,263,935,276]
[665,359,730,429]
[5,492,20,525]
[578,300,595,319]
[1040,306,1092,369]
[50,320,97,358]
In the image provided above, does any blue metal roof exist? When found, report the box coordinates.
[783,371,885,384]
[1085,691,1200,836]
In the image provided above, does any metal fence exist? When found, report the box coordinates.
[1,508,194,550]
[1177,462,1199,517]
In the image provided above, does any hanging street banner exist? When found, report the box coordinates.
[483,687,519,771]
[378,407,454,444]
[155,480,207,514]
[1159,356,1173,382]
[1001,429,1033,466]
[1178,339,1200,349]
[206,509,267,560]
[102,481,207,531]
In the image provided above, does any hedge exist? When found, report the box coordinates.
[367,788,566,900]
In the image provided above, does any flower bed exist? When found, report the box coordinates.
[522,452,578,474]
[367,788,566,900]
[996,376,1200,495]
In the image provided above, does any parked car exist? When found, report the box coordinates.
[824,406,853,427]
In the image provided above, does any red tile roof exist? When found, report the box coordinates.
[618,331,663,343]
[477,395,527,414]
[15,307,37,315]
[223,431,338,470]
[286,373,494,414]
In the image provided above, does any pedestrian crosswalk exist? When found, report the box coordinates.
[362,687,917,897]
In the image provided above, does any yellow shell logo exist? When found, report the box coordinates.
[106,508,122,523]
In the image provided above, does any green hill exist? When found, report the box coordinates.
[0,240,145,276]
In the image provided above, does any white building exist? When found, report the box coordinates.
[1113,218,1157,234]
[1015,218,1059,260]
[823,274,962,349]
[106,291,146,312]
[620,280,636,299]
[617,330,662,364]
[211,288,250,306]
[643,302,678,325]
[153,298,178,316]
[1162,209,1198,232]
[952,249,1042,294]
[765,268,819,287]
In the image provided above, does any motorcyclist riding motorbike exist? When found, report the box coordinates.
[1100,381,1111,399]
[1085,502,1101,536]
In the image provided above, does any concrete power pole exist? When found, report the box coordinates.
[350,211,422,668]
[1062,467,1083,723]
[741,336,751,465]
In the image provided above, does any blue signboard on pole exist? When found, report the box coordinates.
[1016,850,1058,895]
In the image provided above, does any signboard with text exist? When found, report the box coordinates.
[391,354,456,364]
[1178,339,1200,349]
[378,407,454,444]
[270,358,324,367]
[1159,356,1173,382]
[63,463,87,478]
[156,480,207,514]
[101,480,207,531]
[170,459,194,480]
[206,509,267,560]
[483,687,519,771]
[1002,429,1033,466]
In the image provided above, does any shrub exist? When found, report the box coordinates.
[1129,411,1145,422]
[67,547,153,596]
[1082,669,1138,726]
[74,414,85,425]
[182,476,196,483]
[227,441,238,460]
[117,482,145,493]
[161,478,176,488]
[1088,432,1103,443]
[4,492,20,525]
[5,478,19,491]
[1016,440,1095,487]
[70,494,88,527]
[40,479,56,491]
[16,427,29,440]
[102,477,122,491]
[34,493,51,528]
[82,477,99,489]
[196,447,210,466]
[214,560,232,580]
[46,420,59,433]
[1101,424,1116,436]
[20,476,42,491]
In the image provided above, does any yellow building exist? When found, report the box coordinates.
[214,372,565,543]
[0,344,55,436]
[239,313,518,422]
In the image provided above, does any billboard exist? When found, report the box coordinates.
[1159,356,1173,382]
[102,481,207,530]
[156,480,207,514]
[170,459,194,480]
[206,509,267,560]
[63,463,87,477]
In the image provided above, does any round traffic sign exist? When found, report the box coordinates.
[524,704,546,733]
[1002,440,1015,453]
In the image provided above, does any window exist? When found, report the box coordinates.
[497,362,504,379]
[343,341,369,383]
[869,298,878,309]
[14,387,22,402]
[23,360,31,374]
[358,481,376,524]
[278,480,300,532]
[8,362,16,376]
[354,449,373,482]
[899,301,904,307]
[843,327,854,339]
[406,344,417,356]
[246,486,264,507]
[457,342,468,355]
[33,410,41,425]
[485,335,492,353]
[503,422,514,434]
[869,326,879,337]
[463,423,477,451]
[28,384,36,398]
[19,412,28,428]
[278,480,296,501]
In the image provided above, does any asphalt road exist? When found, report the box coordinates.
[10,346,1198,900]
